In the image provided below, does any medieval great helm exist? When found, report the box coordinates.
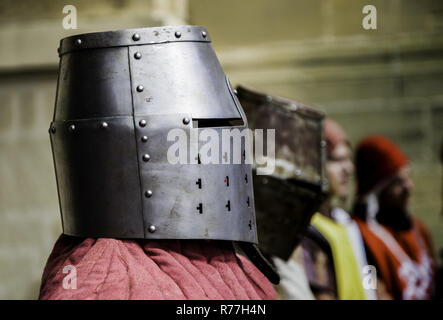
[49,26,257,243]
[236,86,327,260]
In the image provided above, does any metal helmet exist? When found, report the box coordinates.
[236,85,327,260]
[49,26,256,243]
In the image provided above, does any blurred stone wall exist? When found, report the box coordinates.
[0,0,442,299]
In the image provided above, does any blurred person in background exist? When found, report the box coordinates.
[354,135,436,300]
[301,119,381,300]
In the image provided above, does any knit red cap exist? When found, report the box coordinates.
[355,135,408,196]
[325,118,349,158]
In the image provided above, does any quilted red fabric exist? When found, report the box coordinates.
[38,235,277,300]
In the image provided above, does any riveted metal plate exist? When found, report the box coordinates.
[134,113,256,242]
[50,116,144,238]
[55,47,132,121]
[128,43,242,119]
[59,26,211,55]
[236,85,327,191]
[253,173,321,260]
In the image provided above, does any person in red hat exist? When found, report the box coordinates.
[354,135,436,300]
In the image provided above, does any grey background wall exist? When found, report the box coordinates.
[0,0,441,299]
